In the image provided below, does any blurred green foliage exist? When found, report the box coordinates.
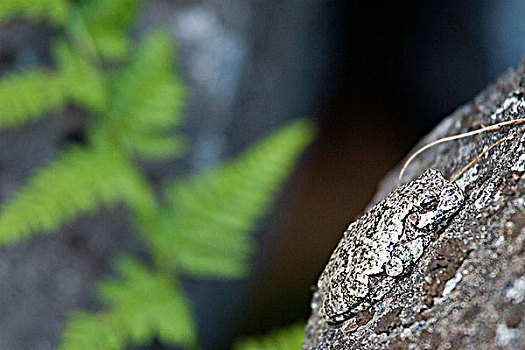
[233,323,306,350]
[60,257,196,349]
[0,0,314,349]
[0,0,69,25]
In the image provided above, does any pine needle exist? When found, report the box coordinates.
[398,118,525,185]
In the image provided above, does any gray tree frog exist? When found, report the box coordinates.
[316,168,464,324]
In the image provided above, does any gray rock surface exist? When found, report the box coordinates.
[304,61,525,349]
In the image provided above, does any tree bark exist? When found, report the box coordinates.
[303,60,525,350]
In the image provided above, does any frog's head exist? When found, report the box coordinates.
[404,169,464,236]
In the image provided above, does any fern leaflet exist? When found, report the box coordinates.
[74,0,140,59]
[155,119,315,278]
[0,69,68,129]
[0,0,69,25]
[60,256,195,350]
[0,43,107,130]
[233,323,305,350]
[54,41,108,113]
[0,146,148,244]
[104,30,186,159]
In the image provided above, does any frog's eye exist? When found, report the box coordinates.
[419,194,438,211]
[406,212,419,226]
[329,314,348,325]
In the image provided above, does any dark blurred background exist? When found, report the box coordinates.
[1,1,524,349]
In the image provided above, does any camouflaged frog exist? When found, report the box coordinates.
[316,169,464,324]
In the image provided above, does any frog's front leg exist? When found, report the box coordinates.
[385,237,424,277]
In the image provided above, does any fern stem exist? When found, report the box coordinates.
[64,5,100,62]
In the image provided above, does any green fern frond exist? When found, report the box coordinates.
[0,146,146,244]
[0,0,69,25]
[155,119,315,278]
[233,323,305,350]
[54,41,108,113]
[60,256,195,350]
[106,30,186,159]
[0,69,68,129]
[74,0,140,59]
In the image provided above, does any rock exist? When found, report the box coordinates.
[303,60,525,349]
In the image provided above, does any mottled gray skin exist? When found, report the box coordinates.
[317,169,464,324]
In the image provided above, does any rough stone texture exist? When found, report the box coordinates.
[304,61,525,349]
